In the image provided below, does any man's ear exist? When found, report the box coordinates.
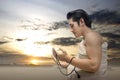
[79,18,85,26]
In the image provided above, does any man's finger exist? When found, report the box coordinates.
[59,48,66,53]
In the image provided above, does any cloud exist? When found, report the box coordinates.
[33,37,82,46]
[0,36,13,45]
[15,38,27,41]
[0,52,51,59]
[0,0,66,23]
[20,19,69,31]
[0,41,8,45]
[52,37,82,46]
[101,33,120,38]
[0,52,52,65]
[115,3,120,7]
[90,9,120,24]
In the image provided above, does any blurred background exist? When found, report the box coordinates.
[0,0,120,80]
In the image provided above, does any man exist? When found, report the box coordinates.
[52,9,108,80]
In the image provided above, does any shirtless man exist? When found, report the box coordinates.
[53,9,108,80]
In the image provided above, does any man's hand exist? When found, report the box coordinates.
[52,48,68,62]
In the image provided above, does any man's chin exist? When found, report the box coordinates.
[75,34,80,38]
[75,35,78,38]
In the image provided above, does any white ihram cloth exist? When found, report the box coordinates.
[67,40,108,80]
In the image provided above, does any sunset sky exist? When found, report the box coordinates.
[0,0,119,65]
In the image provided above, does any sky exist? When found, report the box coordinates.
[0,0,120,65]
[0,0,119,40]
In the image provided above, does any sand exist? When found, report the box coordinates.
[0,65,119,80]
[107,66,120,80]
[0,66,67,80]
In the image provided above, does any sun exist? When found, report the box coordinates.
[30,59,41,65]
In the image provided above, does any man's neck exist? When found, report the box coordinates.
[82,26,92,37]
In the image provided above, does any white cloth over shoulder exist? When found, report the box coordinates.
[67,40,108,80]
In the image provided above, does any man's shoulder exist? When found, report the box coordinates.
[86,31,102,39]
[85,31,102,45]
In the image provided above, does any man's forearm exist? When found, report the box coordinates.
[65,55,99,72]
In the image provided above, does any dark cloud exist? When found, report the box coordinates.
[100,33,120,49]
[53,21,69,29]
[52,37,82,46]
[101,33,120,38]
[115,3,120,7]
[34,37,82,46]
[0,41,8,45]
[0,36,27,43]
[15,38,27,41]
[0,36,13,44]
[90,9,120,24]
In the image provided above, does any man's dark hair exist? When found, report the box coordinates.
[67,9,92,28]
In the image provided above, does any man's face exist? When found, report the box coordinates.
[68,18,82,38]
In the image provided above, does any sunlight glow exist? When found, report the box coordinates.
[22,43,53,57]
[29,59,55,66]
[10,29,54,57]
[30,59,41,65]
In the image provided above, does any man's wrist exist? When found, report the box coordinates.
[65,55,75,67]
[65,55,71,63]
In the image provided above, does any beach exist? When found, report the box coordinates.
[107,58,120,80]
[0,59,120,80]
[0,66,67,80]
[107,66,120,80]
